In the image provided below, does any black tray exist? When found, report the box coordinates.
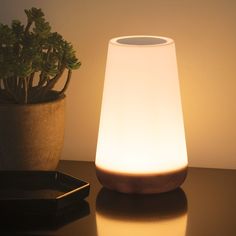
[0,171,90,214]
[0,171,90,230]
[0,199,90,231]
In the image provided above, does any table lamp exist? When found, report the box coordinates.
[95,35,188,194]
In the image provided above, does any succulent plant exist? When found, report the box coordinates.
[0,7,81,104]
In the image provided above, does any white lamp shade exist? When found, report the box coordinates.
[95,36,188,193]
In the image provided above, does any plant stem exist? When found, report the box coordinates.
[58,69,72,96]
[38,72,47,87]
[3,79,18,103]
[40,67,66,98]
[17,78,24,102]
[23,77,28,104]
[29,72,35,89]
[46,46,52,60]
[8,76,17,94]
[24,21,32,36]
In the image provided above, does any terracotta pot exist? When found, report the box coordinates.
[0,96,65,170]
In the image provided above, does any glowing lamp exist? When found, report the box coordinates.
[95,35,188,194]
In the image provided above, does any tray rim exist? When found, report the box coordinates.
[54,171,90,200]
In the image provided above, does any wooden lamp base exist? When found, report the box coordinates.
[96,167,187,194]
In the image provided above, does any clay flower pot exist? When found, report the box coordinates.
[0,96,65,170]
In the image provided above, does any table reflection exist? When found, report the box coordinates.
[96,188,187,236]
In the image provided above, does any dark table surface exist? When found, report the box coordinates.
[1,160,236,236]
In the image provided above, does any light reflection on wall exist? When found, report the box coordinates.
[96,188,188,236]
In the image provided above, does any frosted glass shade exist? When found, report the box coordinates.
[95,36,188,194]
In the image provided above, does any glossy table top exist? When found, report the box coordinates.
[2,161,236,236]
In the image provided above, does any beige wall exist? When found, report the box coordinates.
[1,0,236,169]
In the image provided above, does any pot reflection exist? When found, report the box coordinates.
[96,188,187,236]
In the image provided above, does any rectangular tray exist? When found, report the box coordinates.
[0,171,90,215]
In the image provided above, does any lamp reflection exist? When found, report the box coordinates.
[96,188,187,236]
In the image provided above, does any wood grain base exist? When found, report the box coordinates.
[96,166,188,194]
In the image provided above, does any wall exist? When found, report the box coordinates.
[1,0,236,169]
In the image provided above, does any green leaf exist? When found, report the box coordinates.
[0,7,81,104]
[43,62,58,77]
[25,8,44,22]
[15,62,32,77]
[33,18,51,38]
[11,20,24,36]
[0,24,16,44]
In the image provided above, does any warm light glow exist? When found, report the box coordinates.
[95,188,188,236]
[96,35,188,174]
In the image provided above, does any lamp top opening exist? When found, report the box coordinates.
[111,36,174,47]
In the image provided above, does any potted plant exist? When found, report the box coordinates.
[0,8,81,170]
